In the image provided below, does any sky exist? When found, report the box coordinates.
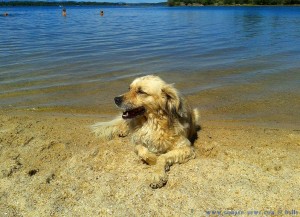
[11,0,165,3]
[99,0,163,2]
[72,0,164,2]
[101,0,164,2]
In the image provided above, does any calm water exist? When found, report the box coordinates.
[0,6,300,127]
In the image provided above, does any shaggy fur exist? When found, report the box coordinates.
[92,75,200,188]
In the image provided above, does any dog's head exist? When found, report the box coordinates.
[114,75,186,120]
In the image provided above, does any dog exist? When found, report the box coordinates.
[92,75,200,188]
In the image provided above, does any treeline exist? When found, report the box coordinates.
[0,1,166,7]
[168,0,300,5]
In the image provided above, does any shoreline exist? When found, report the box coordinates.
[0,110,299,215]
[2,106,299,131]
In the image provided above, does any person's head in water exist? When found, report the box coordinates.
[100,10,104,16]
[62,8,67,16]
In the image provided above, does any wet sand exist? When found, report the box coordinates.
[0,110,299,216]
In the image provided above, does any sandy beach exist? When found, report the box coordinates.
[0,109,299,216]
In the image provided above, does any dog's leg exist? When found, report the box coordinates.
[91,116,129,140]
[150,142,195,189]
[135,145,157,165]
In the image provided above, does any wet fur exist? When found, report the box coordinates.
[92,75,200,188]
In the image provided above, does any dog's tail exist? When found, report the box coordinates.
[91,116,128,140]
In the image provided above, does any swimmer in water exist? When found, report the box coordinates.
[62,8,66,16]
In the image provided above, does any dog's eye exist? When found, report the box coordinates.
[137,89,147,95]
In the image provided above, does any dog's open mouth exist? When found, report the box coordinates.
[122,106,145,119]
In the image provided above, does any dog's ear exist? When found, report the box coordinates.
[162,84,186,118]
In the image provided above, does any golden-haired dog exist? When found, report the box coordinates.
[92,75,200,188]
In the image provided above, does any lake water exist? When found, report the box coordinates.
[0,6,300,128]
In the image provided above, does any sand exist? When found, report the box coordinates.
[0,110,299,216]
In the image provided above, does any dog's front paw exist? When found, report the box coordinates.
[150,171,168,189]
[135,145,157,165]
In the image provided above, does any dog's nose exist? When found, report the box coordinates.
[114,96,123,106]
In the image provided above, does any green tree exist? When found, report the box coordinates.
[224,0,235,4]
[168,0,176,6]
